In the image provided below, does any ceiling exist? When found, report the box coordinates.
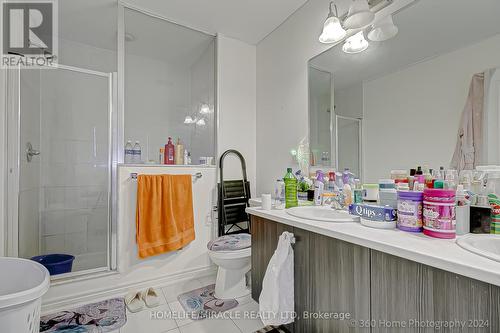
[310,0,500,90]
[58,0,309,49]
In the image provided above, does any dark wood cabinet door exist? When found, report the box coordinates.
[308,232,370,333]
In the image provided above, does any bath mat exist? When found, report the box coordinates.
[177,284,238,320]
[254,326,290,333]
[40,298,127,332]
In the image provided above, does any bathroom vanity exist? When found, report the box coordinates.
[248,207,500,333]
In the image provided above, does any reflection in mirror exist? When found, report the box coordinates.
[309,0,500,182]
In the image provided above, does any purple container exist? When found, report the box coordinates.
[397,191,424,232]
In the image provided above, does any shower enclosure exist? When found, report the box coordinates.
[6,65,117,277]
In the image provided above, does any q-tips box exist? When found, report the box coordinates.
[349,203,397,222]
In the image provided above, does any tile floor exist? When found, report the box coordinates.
[110,274,264,333]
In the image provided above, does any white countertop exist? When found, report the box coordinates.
[246,206,500,287]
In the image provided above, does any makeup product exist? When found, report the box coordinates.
[397,190,424,232]
[423,189,456,239]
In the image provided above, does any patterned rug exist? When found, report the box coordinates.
[254,326,290,333]
[40,298,127,332]
[177,284,238,320]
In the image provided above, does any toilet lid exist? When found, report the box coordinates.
[207,234,251,252]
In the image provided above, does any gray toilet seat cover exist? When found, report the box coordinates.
[207,234,251,252]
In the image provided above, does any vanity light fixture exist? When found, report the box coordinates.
[342,31,369,54]
[184,116,195,124]
[199,103,212,114]
[367,15,398,42]
[319,2,347,44]
[344,0,375,29]
[196,118,206,126]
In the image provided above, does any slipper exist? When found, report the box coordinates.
[140,287,161,308]
[125,291,145,313]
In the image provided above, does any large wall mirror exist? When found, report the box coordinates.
[308,0,500,182]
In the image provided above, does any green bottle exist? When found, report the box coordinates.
[284,168,298,208]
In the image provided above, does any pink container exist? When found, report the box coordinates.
[423,189,456,239]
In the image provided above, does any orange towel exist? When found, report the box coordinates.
[135,174,195,259]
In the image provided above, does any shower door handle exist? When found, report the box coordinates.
[26,142,40,162]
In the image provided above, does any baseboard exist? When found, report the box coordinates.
[42,265,218,314]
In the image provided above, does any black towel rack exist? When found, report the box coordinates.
[218,150,251,236]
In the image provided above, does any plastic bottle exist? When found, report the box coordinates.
[353,179,363,204]
[284,168,298,208]
[456,185,470,235]
[274,179,286,210]
[343,184,353,207]
[314,170,325,206]
[184,150,189,165]
[164,137,175,165]
[175,138,184,165]
[132,141,142,164]
[327,172,336,192]
[159,148,165,164]
[124,140,133,164]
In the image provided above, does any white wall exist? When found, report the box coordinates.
[217,35,257,196]
[256,0,350,195]
[334,82,363,119]
[363,33,500,182]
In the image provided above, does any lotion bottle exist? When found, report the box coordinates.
[175,138,184,165]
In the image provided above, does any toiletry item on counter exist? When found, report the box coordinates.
[125,140,133,164]
[164,137,175,165]
[274,179,286,210]
[444,169,459,190]
[132,141,142,164]
[322,192,336,206]
[284,168,298,209]
[343,184,352,207]
[313,170,325,206]
[423,189,456,239]
[379,179,395,189]
[362,184,379,202]
[349,203,397,229]
[159,148,165,164]
[183,150,189,165]
[379,188,397,208]
[397,190,424,232]
[353,179,363,204]
[455,185,471,235]
[488,194,500,234]
[391,170,408,183]
[262,194,272,210]
[175,138,184,165]
[327,172,336,192]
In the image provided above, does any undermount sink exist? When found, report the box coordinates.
[286,206,360,223]
[456,234,500,263]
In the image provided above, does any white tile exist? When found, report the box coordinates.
[161,279,203,303]
[168,301,194,327]
[65,211,88,234]
[229,301,264,333]
[42,234,65,254]
[179,318,241,333]
[120,304,177,333]
[42,211,66,236]
[64,232,87,255]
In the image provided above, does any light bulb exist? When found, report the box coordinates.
[184,116,194,124]
[342,31,369,54]
[196,118,206,126]
[319,15,346,44]
[199,103,211,114]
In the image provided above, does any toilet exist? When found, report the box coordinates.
[207,233,251,299]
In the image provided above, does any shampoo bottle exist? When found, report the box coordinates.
[164,137,175,165]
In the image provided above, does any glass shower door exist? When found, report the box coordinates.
[14,65,114,275]
[336,115,362,179]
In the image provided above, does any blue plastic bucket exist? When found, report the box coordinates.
[30,254,75,275]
